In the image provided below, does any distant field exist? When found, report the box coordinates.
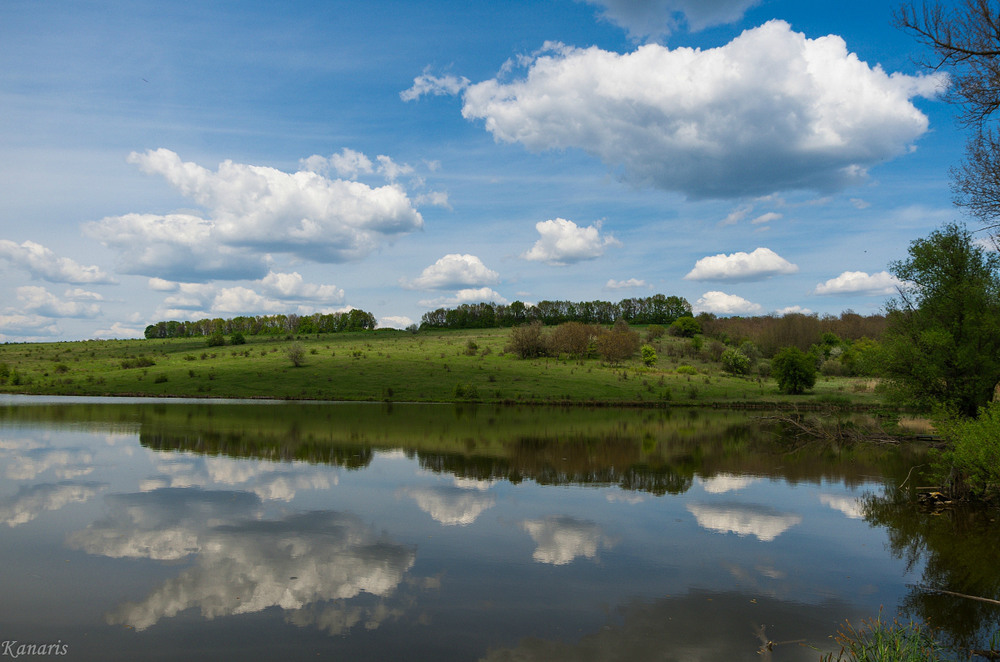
[0,327,885,407]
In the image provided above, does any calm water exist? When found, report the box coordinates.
[0,396,996,661]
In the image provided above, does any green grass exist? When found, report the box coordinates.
[0,328,885,406]
[821,609,945,661]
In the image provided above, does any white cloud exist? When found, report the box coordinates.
[694,291,763,315]
[687,503,802,541]
[414,191,451,209]
[85,149,424,280]
[522,218,620,265]
[299,148,374,180]
[0,314,60,338]
[461,21,946,198]
[400,70,471,101]
[260,271,344,303]
[605,278,649,290]
[521,516,612,565]
[581,0,763,40]
[684,247,797,281]
[92,322,145,339]
[813,270,905,296]
[776,305,813,315]
[0,239,116,284]
[375,155,414,182]
[419,287,508,307]
[404,254,500,290]
[751,212,781,225]
[719,205,751,226]
[16,286,100,318]
[378,316,413,330]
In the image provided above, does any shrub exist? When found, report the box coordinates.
[772,346,817,394]
[206,332,226,347]
[120,356,155,369]
[286,343,306,367]
[676,365,697,375]
[506,321,547,359]
[936,402,1000,498]
[646,324,666,341]
[720,348,751,375]
[230,332,246,345]
[640,344,657,367]
[548,322,600,357]
[669,316,701,338]
[596,322,640,364]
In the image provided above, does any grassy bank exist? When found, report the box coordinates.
[0,327,885,406]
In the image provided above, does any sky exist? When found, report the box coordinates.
[0,0,969,341]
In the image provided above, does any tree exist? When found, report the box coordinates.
[771,346,817,394]
[669,316,701,338]
[895,1,1000,235]
[286,343,306,367]
[595,320,641,364]
[881,223,1000,416]
[720,348,751,376]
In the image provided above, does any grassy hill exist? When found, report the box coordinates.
[0,327,883,406]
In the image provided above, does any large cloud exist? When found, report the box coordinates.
[461,21,946,199]
[0,239,116,284]
[419,287,508,308]
[403,254,500,290]
[16,286,101,318]
[85,149,424,280]
[684,247,798,282]
[813,270,905,295]
[581,0,762,40]
[522,218,620,265]
[694,291,763,315]
[150,272,346,318]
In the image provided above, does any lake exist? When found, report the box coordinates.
[1,395,996,661]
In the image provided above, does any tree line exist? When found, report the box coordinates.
[419,294,693,329]
[144,309,377,339]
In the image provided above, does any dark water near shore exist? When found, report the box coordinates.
[0,396,997,660]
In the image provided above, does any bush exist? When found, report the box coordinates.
[772,346,817,394]
[640,344,657,367]
[646,325,666,341]
[506,321,547,359]
[595,321,640,364]
[206,332,226,347]
[548,322,600,357]
[676,365,697,375]
[286,343,306,367]
[120,356,155,369]
[669,316,701,338]
[936,402,1000,498]
[230,332,246,345]
[720,348,751,375]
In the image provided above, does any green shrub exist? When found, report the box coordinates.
[286,343,306,367]
[669,316,701,338]
[640,344,657,367]
[646,324,666,341]
[676,365,697,375]
[936,402,1000,498]
[120,356,155,369]
[720,348,751,375]
[506,321,547,359]
[230,332,246,345]
[206,332,226,347]
[772,346,816,394]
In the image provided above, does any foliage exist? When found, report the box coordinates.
[936,401,1000,498]
[230,332,246,345]
[669,316,701,338]
[595,321,640,364]
[144,309,377,339]
[895,1,1000,236]
[881,223,1000,417]
[506,321,547,359]
[547,322,601,357]
[676,365,697,375]
[286,343,306,367]
[120,356,155,369]
[720,348,751,376]
[821,609,943,662]
[206,332,226,347]
[772,346,817,394]
[640,344,657,366]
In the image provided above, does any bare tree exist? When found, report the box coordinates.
[896,1,1000,233]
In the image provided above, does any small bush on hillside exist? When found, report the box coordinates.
[507,321,547,359]
[772,346,817,394]
[596,321,640,364]
[721,348,751,375]
[230,332,246,345]
[641,344,657,366]
[206,332,226,347]
[286,343,306,367]
[669,316,701,338]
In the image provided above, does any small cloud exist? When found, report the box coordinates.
[850,198,871,210]
[684,247,798,282]
[404,254,500,290]
[776,305,813,315]
[400,70,471,102]
[376,155,414,182]
[92,322,145,339]
[813,270,905,296]
[719,205,751,227]
[300,149,374,180]
[605,278,649,290]
[0,239,116,284]
[522,218,620,266]
[694,291,763,315]
[751,212,782,225]
[378,316,414,330]
[16,286,100,318]
[414,191,451,209]
[419,288,507,307]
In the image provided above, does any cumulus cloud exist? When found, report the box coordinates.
[419,287,508,308]
[150,272,345,318]
[0,314,60,338]
[91,322,145,339]
[461,21,946,198]
[0,239,116,284]
[813,270,905,295]
[522,218,620,265]
[606,278,649,290]
[687,503,802,541]
[85,149,424,280]
[16,286,101,318]
[581,0,762,40]
[400,70,471,101]
[378,316,414,330]
[776,305,813,315]
[401,486,495,526]
[694,291,763,315]
[300,148,374,179]
[520,516,613,565]
[260,271,344,302]
[684,247,797,281]
[403,254,500,290]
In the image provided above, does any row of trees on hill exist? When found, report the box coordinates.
[419,294,693,329]
[144,310,377,339]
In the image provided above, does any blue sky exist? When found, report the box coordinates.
[0,0,966,340]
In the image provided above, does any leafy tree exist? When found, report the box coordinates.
[720,348,751,376]
[230,332,246,345]
[286,343,306,367]
[206,332,226,347]
[506,321,547,359]
[596,320,640,364]
[640,344,657,366]
[771,346,817,394]
[669,316,701,338]
[882,223,1000,416]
